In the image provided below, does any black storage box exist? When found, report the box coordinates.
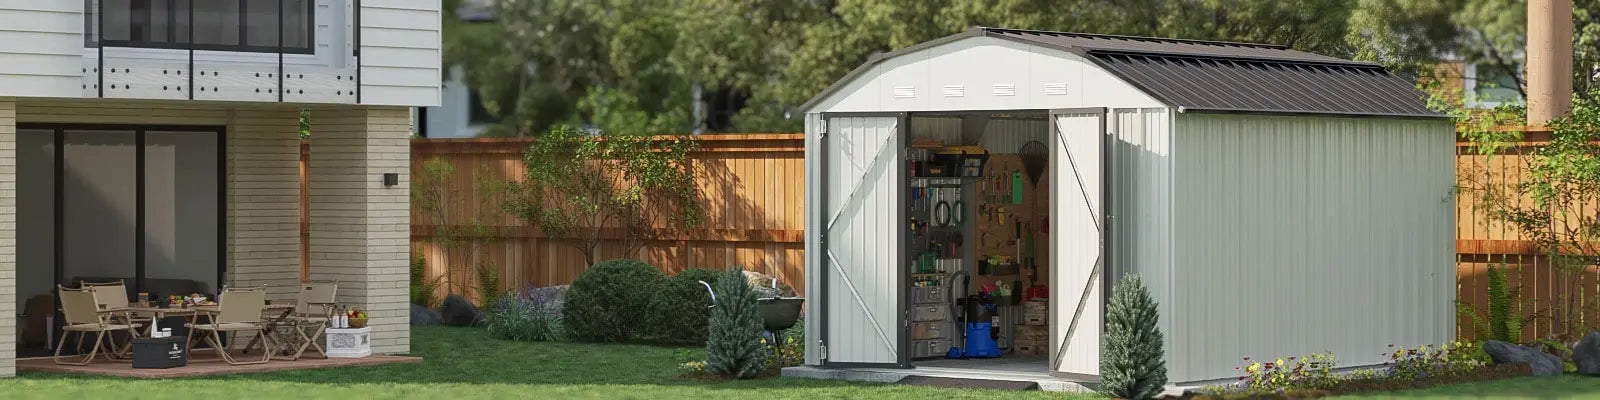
[132,336,187,369]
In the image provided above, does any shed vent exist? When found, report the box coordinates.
[942,85,965,98]
[1043,83,1068,96]
[893,86,916,98]
[993,84,1017,96]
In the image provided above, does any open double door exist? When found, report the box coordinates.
[813,110,1107,377]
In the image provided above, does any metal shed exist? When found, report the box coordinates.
[797,27,1456,386]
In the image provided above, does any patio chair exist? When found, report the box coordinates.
[55,285,138,366]
[187,285,275,365]
[282,280,338,359]
[82,280,150,357]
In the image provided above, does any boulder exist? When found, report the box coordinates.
[525,285,569,313]
[410,304,442,326]
[440,294,486,326]
[1575,332,1600,375]
[1483,340,1564,376]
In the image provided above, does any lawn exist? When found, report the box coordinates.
[1,326,1087,400]
[7,326,1592,399]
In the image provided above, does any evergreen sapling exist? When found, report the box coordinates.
[1100,274,1167,399]
[705,269,768,378]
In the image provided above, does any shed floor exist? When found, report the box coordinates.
[914,355,1050,374]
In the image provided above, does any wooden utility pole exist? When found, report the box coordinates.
[1527,0,1574,126]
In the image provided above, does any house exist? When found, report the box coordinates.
[790,27,1455,388]
[0,1,439,376]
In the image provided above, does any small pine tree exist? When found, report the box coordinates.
[706,269,767,378]
[1100,274,1167,400]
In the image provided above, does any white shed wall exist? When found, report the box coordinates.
[1169,114,1455,383]
[0,1,84,98]
[1108,108,1176,359]
[807,36,1164,114]
[360,0,442,107]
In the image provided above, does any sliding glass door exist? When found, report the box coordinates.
[14,124,225,357]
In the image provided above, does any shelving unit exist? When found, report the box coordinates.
[906,148,981,360]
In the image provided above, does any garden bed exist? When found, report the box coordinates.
[1172,363,1533,399]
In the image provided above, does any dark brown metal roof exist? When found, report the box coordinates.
[983,27,1360,66]
[1089,52,1443,118]
[802,27,1445,118]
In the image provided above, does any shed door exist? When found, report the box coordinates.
[819,115,905,366]
[1048,109,1107,376]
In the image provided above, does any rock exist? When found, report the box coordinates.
[410,304,442,326]
[1483,340,1564,376]
[1575,333,1600,375]
[440,294,485,326]
[525,285,568,313]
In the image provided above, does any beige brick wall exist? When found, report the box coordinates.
[307,106,410,354]
[226,109,305,299]
[0,97,16,377]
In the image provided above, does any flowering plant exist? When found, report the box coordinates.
[1385,341,1483,380]
[1205,352,1339,395]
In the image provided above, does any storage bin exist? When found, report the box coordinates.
[131,336,187,369]
[1022,300,1048,325]
[912,322,946,340]
[910,305,948,322]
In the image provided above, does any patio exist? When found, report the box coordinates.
[16,351,419,379]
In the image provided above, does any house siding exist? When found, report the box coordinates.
[308,106,410,354]
[0,97,17,377]
[360,0,442,107]
[0,2,82,98]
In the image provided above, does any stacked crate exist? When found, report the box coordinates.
[909,285,951,358]
[1014,300,1048,355]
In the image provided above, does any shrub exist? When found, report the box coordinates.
[410,252,441,308]
[766,316,805,370]
[475,262,504,308]
[564,259,667,342]
[706,268,767,378]
[647,268,723,344]
[486,290,569,342]
[1100,274,1167,400]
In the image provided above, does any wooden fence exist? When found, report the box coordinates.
[400,134,805,295]
[1455,127,1600,341]
[290,127,1589,340]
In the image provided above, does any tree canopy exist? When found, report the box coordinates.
[445,0,1597,136]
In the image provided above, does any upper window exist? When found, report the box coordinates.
[91,0,313,55]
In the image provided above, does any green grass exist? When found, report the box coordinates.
[1332,375,1600,399]
[3,326,1089,399]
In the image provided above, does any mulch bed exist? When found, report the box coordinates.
[1164,363,1534,400]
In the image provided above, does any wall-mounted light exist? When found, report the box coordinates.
[383,173,399,187]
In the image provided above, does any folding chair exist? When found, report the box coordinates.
[55,285,138,365]
[81,281,149,358]
[187,286,274,365]
[282,280,338,360]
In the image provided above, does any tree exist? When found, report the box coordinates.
[502,126,704,266]
[1100,274,1167,400]
[411,157,505,300]
[706,268,767,378]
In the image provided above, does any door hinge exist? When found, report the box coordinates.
[818,119,828,138]
[819,341,828,361]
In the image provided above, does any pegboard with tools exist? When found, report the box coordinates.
[973,154,1050,295]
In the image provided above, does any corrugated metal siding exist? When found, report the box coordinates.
[1170,114,1455,383]
[0,2,83,98]
[1108,108,1175,363]
[980,118,1048,153]
[909,116,962,143]
[821,116,902,364]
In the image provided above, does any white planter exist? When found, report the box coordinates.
[325,327,372,358]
